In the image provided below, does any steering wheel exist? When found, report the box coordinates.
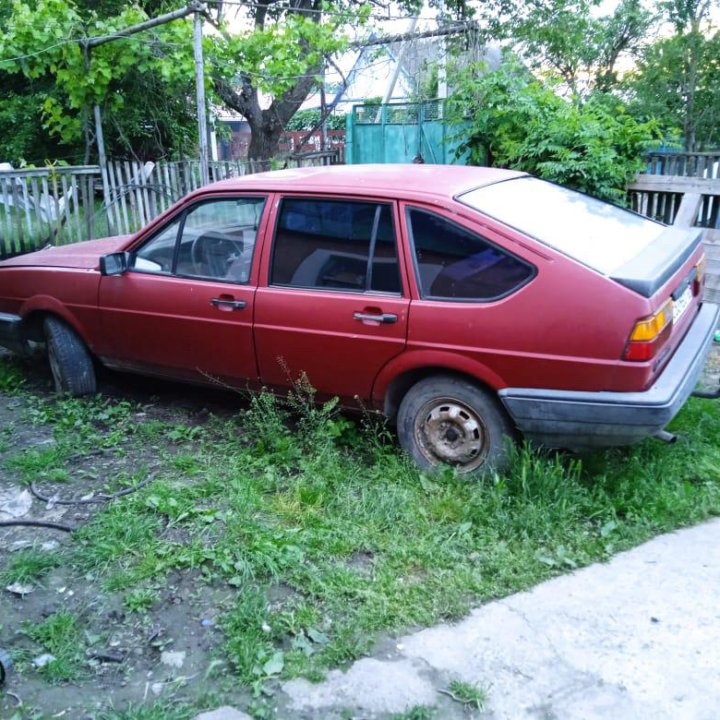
[191,232,244,278]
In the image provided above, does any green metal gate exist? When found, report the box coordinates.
[345,101,469,165]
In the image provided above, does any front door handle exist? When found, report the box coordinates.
[353,311,397,324]
[210,297,246,311]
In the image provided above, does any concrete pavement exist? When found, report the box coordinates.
[278,519,720,719]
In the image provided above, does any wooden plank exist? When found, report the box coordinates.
[672,194,701,227]
[105,161,121,234]
[29,178,44,248]
[82,174,94,241]
[161,162,172,211]
[629,174,720,194]
[60,174,71,244]
[20,177,33,240]
[50,173,63,245]
[122,161,138,229]
[115,162,131,234]
[0,177,13,255]
[11,179,25,253]
[69,173,81,242]
[138,162,154,223]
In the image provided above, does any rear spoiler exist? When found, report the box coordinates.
[610,227,703,297]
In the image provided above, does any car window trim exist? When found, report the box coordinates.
[405,205,537,304]
[269,196,403,296]
[129,194,268,284]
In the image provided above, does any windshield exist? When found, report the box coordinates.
[458,177,665,275]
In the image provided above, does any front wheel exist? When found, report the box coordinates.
[44,316,96,395]
[397,376,514,475]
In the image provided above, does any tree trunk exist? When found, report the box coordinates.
[247,119,283,170]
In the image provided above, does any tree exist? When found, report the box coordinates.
[447,59,661,202]
[209,2,362,164]
[0,0,199,162]
[625,1,719,150]
[479,0,655,97]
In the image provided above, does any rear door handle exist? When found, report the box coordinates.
[353,312,398,324]
[210,297,246,311]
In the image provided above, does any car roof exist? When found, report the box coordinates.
[198,164,527,201]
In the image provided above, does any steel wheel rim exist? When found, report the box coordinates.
[413,396,489,471]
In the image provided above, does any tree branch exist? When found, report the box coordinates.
[86,2,206,49]
[353,22,475,49]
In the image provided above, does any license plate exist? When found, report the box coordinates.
[672,285,693,323]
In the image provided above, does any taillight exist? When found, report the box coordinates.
[624,299,673,361]
[694,255,706,295]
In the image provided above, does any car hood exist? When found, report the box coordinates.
[0,235,132,270]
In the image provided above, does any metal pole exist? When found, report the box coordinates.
[94,104,115,235]
[193,11,210,186]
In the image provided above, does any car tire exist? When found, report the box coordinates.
[44,316,96,395]
[397,375,514,475]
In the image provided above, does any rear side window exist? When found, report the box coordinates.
[407,208,535,301]
[271,199,401,293]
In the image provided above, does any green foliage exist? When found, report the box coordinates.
[447,59,661,201]
[0,0,198,160]
[625,30,720,150]
[479,0,654,95]
[285,108,346,132]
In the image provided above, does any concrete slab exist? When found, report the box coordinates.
[279,519,720,719]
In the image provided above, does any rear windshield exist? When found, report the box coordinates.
[458,177,665,275]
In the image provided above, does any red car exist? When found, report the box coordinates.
[0,165,717,472]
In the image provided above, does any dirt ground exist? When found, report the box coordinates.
[0,355,252,718]
[1,342,720,719]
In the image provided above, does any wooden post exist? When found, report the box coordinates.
[194,11,210,187]
[94,104,115,235]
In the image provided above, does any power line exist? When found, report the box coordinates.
[203,0,470,23]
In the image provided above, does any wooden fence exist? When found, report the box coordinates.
[628,173,720,304]
[645,151,720,179]
[0,151,341,259]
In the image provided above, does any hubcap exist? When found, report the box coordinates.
[414,397,488,471]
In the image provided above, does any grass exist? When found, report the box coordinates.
[2,353,720,711]
[69,388,720,684]
[0,547,62,586]
[23,611,85,682]
[443,679,489,711]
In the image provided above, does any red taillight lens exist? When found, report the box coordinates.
[624,300,673,361]
[694,256,706,295]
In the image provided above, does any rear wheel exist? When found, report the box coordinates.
[44,316,96,395]
[397,376,514,475]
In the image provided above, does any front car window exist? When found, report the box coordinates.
[458,177,665,275]
[132,197,266,282]
[271,198,401,293]
[407,208,535,301]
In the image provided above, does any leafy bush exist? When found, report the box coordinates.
[447,59,662,202]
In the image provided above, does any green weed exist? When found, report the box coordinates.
[1,548,62,586]
[0,355,25,393]
[23,611,84,682]
[443,679,489,711]
[124,587,159,613]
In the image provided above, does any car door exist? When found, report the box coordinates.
[97,195,267,387]
[254,195,410,403]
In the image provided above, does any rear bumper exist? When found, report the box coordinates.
[0,312,28,356]
[499,302,720,449]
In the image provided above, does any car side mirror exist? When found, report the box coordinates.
[100,252,129,276]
